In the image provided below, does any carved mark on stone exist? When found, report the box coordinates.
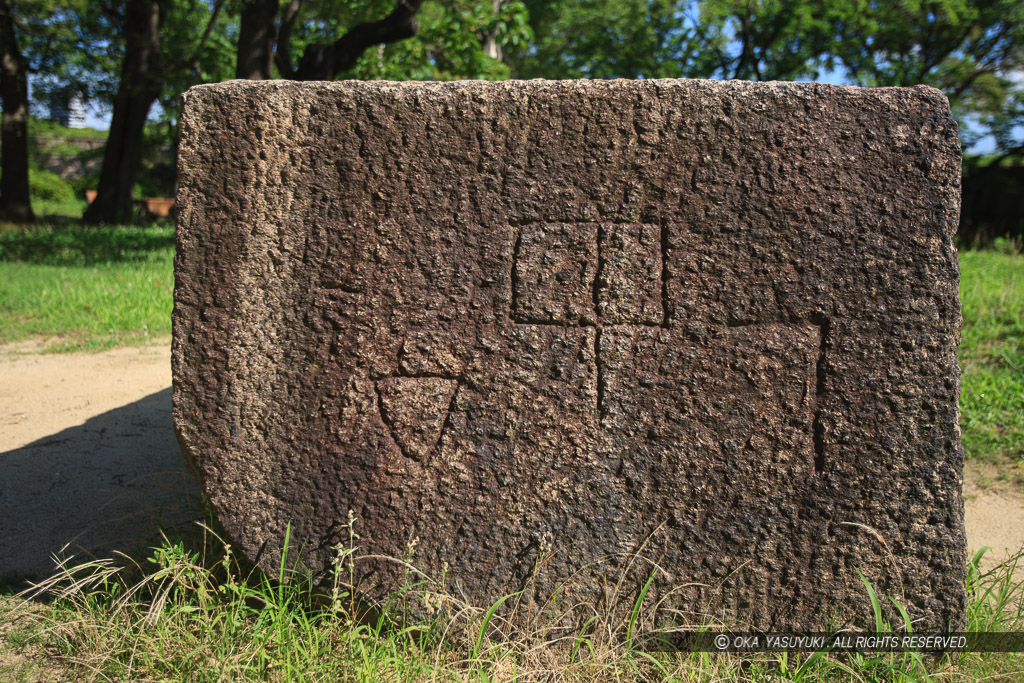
[510,223,831,474]
[596,223,664,326]
[716,318,830,474]
[512,222,664,327]
[594,328,604,417]
[811,319,830,474]
[512,223,598,325]
[659,222,670,329]
[513,222,666,422]
[592,224,604,317]
[375,377,459,461]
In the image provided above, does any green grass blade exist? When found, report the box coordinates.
[471,590,521,661]
[887,596,913,634]
[855,566,886,632]
[627,570,657,647]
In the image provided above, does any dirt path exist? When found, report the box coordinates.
[0,340,200,580]
[1,342,1021,581]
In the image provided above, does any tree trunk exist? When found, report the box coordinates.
[482,0,503,61]
[0,0,33,223]
[83,0,165,225]
[236,0,278,79]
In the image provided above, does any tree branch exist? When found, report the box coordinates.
[949,66,993,101]
[190,0,226,63]
[163,0,227,77]
[915,21,975,84]
[294,0,424,81]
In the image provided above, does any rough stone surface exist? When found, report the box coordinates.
[173,79,964,630]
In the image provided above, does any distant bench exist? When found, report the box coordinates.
[84,190,174,218]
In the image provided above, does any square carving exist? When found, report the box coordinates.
[513,223,597,324]
[597,223,663,325]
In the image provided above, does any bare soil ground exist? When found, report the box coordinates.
[1,341,1021,582]
[0,339,200,582]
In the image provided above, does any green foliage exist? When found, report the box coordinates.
[21,116,105,218]
[151,0,238,130]
[68,172,99,200]
[279,0,531,81]
[694,0,833,80]
[508,0,699,78]
[27,170,74,205]
[828,0,1024,154]
[17,0,122,110]
[0,168,84,218]
[507,0,838,79]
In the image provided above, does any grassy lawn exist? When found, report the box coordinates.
[0,520,1019,681]
[960,245,1024,466]
[0,222,174,351]
[0,223,1022,680]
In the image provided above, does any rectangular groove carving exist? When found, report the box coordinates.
[812,320,830,474]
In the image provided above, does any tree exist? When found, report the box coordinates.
[1,0,123,222]
[231,0,530,84]
[83,0,166,225]
[82,0,522,224]
[0,0,33,222]
[507,0,701,79]
[234,0,424,81]
[236,0,279,79]
[828,0,1024,163]
[83,0,229,225]
[692,0,832,80]
[508,0,1023,160]
[506,0,832,81]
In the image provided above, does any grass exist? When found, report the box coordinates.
[0,516,1020,682]
[0,222,174,351]
[959,241,1024,465]
[29,117,109,142]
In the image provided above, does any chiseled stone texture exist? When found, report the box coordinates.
[173,79,964,630]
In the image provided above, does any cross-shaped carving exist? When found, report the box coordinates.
[511,222,827,473]
[512,222,665,420]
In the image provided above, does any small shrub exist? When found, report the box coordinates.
[28,169,76,205]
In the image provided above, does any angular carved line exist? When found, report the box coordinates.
[811,319,830,474]
[594,328,605,421]
[510,321,659,329]
[659,221,670,328]
[438,381,461,457]
[510,228,523,322]
[375,377,459,462]
[593,223,605,320]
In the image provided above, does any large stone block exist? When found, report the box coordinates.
[173,79,964,630]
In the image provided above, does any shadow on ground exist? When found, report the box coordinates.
[0,388,203,589]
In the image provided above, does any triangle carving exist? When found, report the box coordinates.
[376,377,458,461]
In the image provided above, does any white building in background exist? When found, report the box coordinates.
[67,96,86,128]
[46,92,86,128]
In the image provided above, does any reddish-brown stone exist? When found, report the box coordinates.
[173,79,964,630]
